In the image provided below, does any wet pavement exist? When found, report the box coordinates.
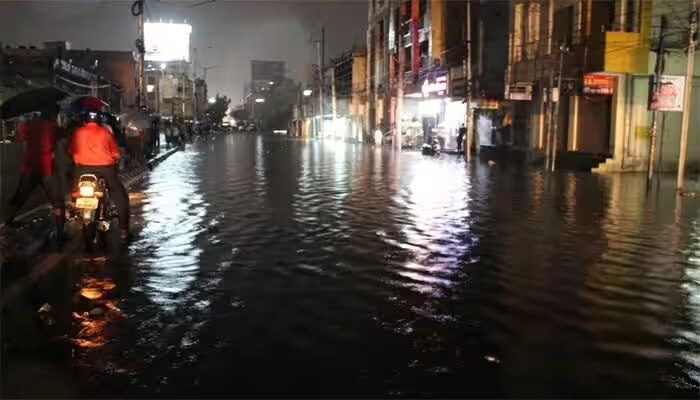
[1,133,699,398]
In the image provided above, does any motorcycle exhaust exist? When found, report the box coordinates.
[97,221,111,232]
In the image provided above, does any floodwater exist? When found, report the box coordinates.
[2,134,699,398]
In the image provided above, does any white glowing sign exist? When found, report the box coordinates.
[421,75,448,97]
[145,22,192,62]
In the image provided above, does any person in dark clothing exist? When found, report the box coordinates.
[5,107,66,244]
[456,124,466,152]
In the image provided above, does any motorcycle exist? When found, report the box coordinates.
[72,173,121,253]
[421,137,441,156]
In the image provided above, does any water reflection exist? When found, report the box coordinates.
[131,150,206,310]
[3,135,699,398]
[398,156,474,296]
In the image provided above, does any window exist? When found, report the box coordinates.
[513,3,524,62]
[526,2,540,59]
[624,0,641,32]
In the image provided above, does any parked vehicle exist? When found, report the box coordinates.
[421,136,441,156]
[72,173,121,253]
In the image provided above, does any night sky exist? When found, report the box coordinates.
[0,0,368,104]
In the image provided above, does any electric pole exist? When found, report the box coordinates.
[550,43,569,172]
[133,0,145,108]
[317,26,325,137]
[193,47,198,121]
[647,15,668,192]
[465,0,473,160]
[396,22,405,150]
[544,55,554,170]
[331,65,337,138]
[676,4,698,194]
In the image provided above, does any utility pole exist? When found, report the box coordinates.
[396,22,405,150]
[193,47,198,121]
[550,43,569,172]
[647,15,668,192]
[331,65,337,138]
[676,4,698,194]
[134,0,145,108]
[317,26,325,137]
[544,55,555,170]
[465,0,473,160]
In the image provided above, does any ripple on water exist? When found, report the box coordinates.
[41,136,700,397]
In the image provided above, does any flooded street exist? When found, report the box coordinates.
[2,134,699,398]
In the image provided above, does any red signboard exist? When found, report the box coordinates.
[583,74,615,95]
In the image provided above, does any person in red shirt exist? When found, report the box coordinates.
[69,110,130,241]
[5,106,66,244]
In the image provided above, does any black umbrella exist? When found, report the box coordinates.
[0,87,68,119]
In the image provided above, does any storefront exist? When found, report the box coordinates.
[399,66,466,150]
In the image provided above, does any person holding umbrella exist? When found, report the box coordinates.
[4,105,66,245]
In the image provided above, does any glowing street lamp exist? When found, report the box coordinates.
[255,98,265,103]
[208,97,216,104]
[303,89,313,96]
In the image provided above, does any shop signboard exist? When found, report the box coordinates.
[475,98,500,110]
[649,75,685,112]
[583,74,615,95]
[53,59,97,82]
[506,83,532,101]
[421,74,448,97]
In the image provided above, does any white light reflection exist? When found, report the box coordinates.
[399,158,475,295]
[133,152,206,311]
[683,217,700,382]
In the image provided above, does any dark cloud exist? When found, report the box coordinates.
[0,0,367,103]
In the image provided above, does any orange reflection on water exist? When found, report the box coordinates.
[71,277,125,350]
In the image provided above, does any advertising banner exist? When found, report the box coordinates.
[145,22,192,62]
[649,75,685,112]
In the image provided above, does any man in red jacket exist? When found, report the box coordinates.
[4,106,66,244]
[69,110,130,241]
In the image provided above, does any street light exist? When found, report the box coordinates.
[160,63,167,71]
[303,89,313,96]
[208,97,216,104]
[255,98,265,103]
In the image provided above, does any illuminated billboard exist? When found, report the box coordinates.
[145,22,192,62]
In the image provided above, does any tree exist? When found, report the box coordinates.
[258,78,298,129]
[230,106,248,121]
[205,94,231,125]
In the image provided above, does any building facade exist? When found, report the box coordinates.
[506,0,699,172]
[366,0,509,148]
[143,61,198,119]
[65,48,136,111]
[323,47,368,141]
[0,42,124,113]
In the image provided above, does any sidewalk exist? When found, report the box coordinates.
[0,146,180,263]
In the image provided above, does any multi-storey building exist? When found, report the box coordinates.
[0,42,124,113]
[145,60,195,119]
[506,0,699,172]
[367,0,508,148]
[328,46,368,141]
[65,48,136,112]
